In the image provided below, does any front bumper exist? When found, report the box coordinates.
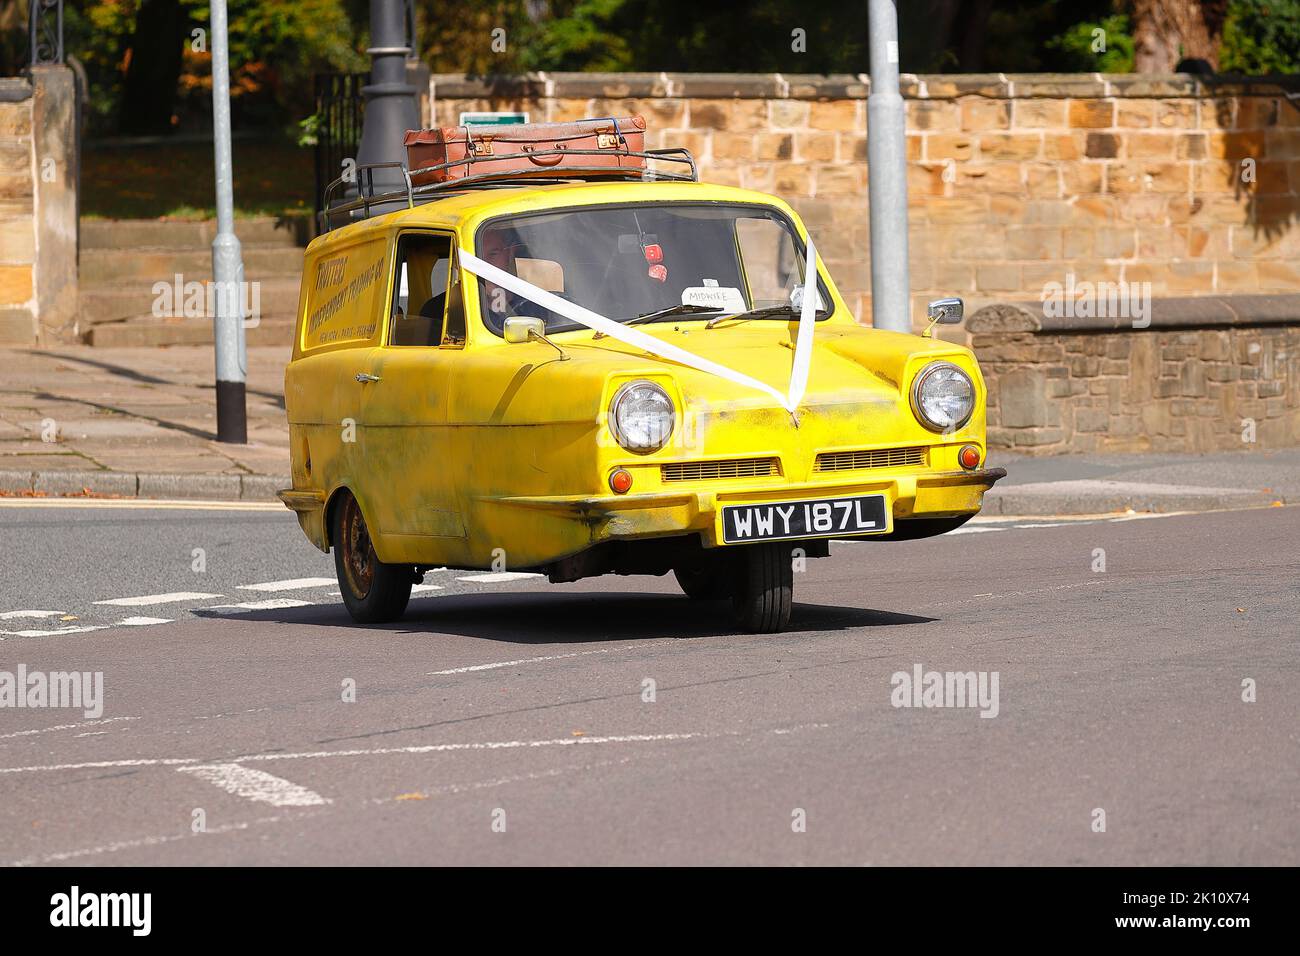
[486,467,1007,552]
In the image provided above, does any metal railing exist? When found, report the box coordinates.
[312,72,366,216]
[317,147,700,233]
[28,0,63,66]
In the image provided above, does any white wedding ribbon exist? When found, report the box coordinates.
[458,239,820,415]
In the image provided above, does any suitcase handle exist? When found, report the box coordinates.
[523,145,567,166]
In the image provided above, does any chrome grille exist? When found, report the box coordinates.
[661,457,781,482]
[813,446,926,472]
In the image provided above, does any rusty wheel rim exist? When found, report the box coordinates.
[340,496,374,598]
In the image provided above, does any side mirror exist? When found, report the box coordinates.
[927,297,963,325]
[503,316,546,344]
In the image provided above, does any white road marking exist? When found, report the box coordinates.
[411,583,443,593]
[0,716,138,741]
[117,616,171,626]
[426,640,677,676]
[0,756,201,773]
[0,610,65,620]
[237,577,336,592]
[456,571,543,583]
[0,731,707,774]
[944,526,1006,535]
[0,624,111,637]
[429,649,609,675]
[199,598,313,614]
[178,763,330,807]
[917,579,1105,611]
[0,498,284,511]
[4,812,314,867]
[95,591,221,607]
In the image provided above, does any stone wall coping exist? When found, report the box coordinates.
[968,293,1300,335]
[0,78,34,102]
[429,71,1300,101]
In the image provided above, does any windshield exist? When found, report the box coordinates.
[473,202,832,335]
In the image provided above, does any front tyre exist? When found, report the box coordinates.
[731,543,794,633]
[332,492,413,624]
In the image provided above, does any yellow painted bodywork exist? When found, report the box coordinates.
[281,180,1000,569]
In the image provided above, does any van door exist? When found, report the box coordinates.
[356,230,467,554]
[286,237,388,525]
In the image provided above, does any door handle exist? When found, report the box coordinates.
[355,372,381,384]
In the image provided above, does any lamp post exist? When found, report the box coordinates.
[210,0,246,443]
[867,0,911,333]
[354,0,419,196]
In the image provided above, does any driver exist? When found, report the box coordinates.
[479,227,550,329]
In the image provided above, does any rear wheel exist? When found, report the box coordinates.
[731,543,794,633]
[332,492,413,624]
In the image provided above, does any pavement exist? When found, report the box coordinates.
[0,344,1295,516]
[0,501,1294,865]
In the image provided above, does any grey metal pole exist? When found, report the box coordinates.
[355,0,419,196]
[210,0,247,443]
[867,0,911,333]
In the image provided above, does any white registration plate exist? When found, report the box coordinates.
[721,494,889,544]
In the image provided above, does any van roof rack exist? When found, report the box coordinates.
[318,147,698,233]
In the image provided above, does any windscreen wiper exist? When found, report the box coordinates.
[705,305,823,328]
[625,304,723,325]
[593,304,721,339]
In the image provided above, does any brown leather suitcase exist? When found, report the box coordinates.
[404,115,647,186]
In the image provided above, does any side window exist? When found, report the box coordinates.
[734,215,828,312]
[390,233,465,347]
[735,217,799,309]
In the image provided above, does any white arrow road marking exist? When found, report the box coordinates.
[95,592,221,607]
[178,763,330,807]
[237,577,337,592]
[1,617,172,637]
[199,598,313,614]
[0,624,112,638]
[456,572,543,583]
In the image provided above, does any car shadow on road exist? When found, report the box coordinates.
[198,591,935,643]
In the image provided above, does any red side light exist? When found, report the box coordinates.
[609,468,633,494]
[959,445,981,470]
[643,243,663,264]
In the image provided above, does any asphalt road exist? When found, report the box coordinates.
[0,501,1296,866]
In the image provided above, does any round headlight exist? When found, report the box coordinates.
[610,380,675,452]
[911,362,974,432]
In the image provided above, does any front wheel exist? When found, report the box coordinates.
[673,562,732,600]
[731,543,794,633]
[332,492,413,624]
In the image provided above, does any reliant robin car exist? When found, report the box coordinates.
[279,122,1004,632]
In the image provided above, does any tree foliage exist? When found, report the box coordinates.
[1220,0,1300,73]
[50,0,1300,138]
